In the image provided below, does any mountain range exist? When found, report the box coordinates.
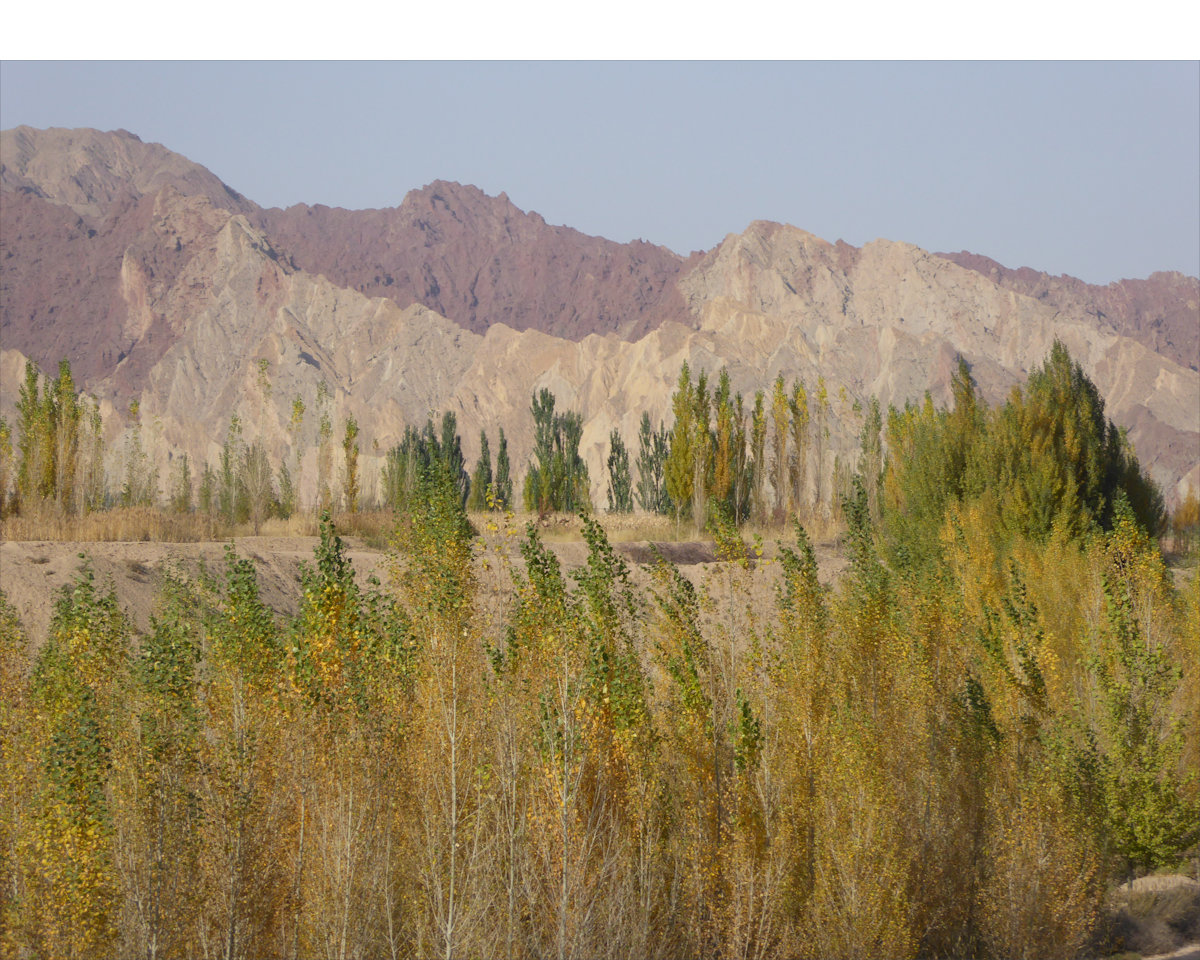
[2,125,1197,507]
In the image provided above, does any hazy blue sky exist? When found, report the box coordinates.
[2,61,1196,284]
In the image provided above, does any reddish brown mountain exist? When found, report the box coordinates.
[253,181,698,341]
[2,129,697,387]
[1,127,255,384]
[937,251,1200,372]
[0,186,233,386]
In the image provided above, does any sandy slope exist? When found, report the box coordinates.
[0,531,848,646]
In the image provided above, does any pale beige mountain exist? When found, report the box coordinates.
[75,209,1200,508]
[679,222,1200,501]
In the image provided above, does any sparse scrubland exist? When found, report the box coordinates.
[1,344,1198,960]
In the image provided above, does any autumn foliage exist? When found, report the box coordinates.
[2,343,1197,959]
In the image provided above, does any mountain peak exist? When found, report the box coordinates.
[0,125,252,219]
[401,179,525,223]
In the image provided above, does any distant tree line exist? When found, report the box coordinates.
[1,344,1191,558]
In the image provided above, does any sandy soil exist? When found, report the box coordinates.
[0,532,848,645]
[0,536,391,645]
[1146,947,1200,960]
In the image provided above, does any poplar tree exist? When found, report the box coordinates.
[0,417,12,517]
[342,415,360,514]
[196,546,288,958]
[750,391,768,525]
[241,441,274,534]
[122,399,157,508]
[13,359,92,515]
[691,369,713,531]
[651,555,729,952]
[121,574,204,955]
[812,377,829,514]
[975,340,1164,542]
[634,412,670,515]
[664,362,695,531]
[772,520,830,906]
[278,395,304,520]
[712,370,735,513]
[16,361,50,507]
[218,414,245,523]
[770,375,789,519]
[494,428,513,510]
[1090,506,1199,879]
[51,360,82,513]
[384,425,423,512]
[316,382,333,513]
[170,453,194,514]
[391,444,485,956]
[198,462,218,532]
[28,565,129,958]
[788,379,810,514]
[606,427,633,513]
[0,595,34,950]
[860,396,883,524]
[468,429,493,512]
[439,411,470,509]
[81,399,107,514]
[523,390,589,514]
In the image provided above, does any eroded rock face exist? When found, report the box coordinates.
[2,126,1197,508]
[679,224,1199,501]
[938,251,1200,373]
[1,126,255,385]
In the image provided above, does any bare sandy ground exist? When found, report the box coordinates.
[0,536,391,644]
[0,532,848,645]
[1146,947,1200,960]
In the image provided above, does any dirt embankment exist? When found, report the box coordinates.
[0,537,389,645]
[0,533,848,646]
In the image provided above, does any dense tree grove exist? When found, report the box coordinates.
[523,389,590,515]
[606,428,634,514]
[6,348,1192,553]
[654,362,843,534]
[10,360,105,516]
[634,411,672,516]
[381,412,472,515]
[2,343,1197,959]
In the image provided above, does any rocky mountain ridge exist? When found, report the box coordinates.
[2,126,1197,506]
[253,181,699,341]
[939,250,1200,373]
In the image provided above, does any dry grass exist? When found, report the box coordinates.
[1105,877,1200,957]
[0,508,369,544]
[1,507,230,543]
[319,510,399,548]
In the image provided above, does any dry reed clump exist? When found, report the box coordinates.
[300,509,396,545]
[1104,876,1200,957]
[1,507,224,543]
[0,508,404,545]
